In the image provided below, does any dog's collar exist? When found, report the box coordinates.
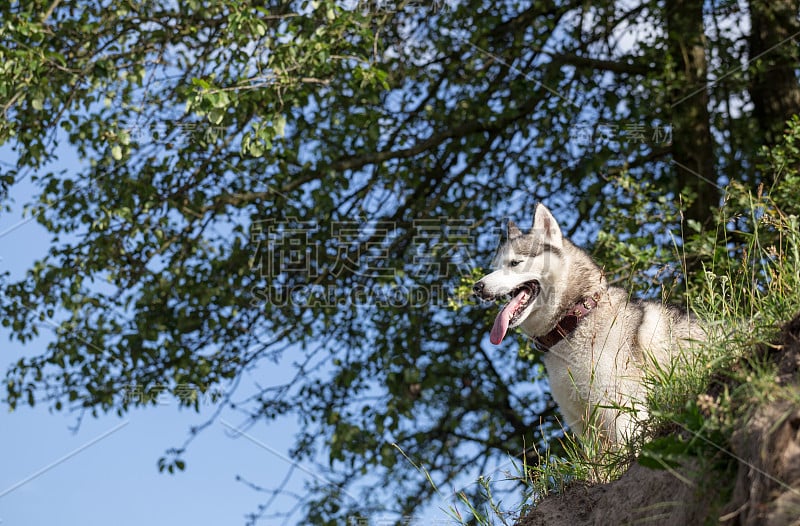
[534,293,601,351]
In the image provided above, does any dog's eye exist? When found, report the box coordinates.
[509,260,522,267]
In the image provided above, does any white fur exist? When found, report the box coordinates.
[475,204,703,443]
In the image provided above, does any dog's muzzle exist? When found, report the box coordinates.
[473,279,540,303]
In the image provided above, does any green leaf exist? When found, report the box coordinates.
[208,108,225,125]
[247,140,264,157]
[274,115,286,138]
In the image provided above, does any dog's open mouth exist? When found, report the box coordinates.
[490,280,540,345]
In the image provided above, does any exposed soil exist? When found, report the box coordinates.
[516,314,800,526]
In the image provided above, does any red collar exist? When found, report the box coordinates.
[534,293,601,350]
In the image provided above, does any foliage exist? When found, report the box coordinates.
[641,124,800,471]
[448,121,800,525]
[1,0,799,524]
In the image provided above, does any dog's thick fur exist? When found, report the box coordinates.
[473,204,703,443]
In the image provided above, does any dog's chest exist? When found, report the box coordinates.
[540,314,642,413]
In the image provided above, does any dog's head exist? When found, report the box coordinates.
[473,203,564,344]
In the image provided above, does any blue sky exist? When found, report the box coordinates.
[0,146,321,526]
[0,144,473,525]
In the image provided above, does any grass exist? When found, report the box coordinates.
[435,179,800,525]
[648,183,800,429]
[412,120,800,524]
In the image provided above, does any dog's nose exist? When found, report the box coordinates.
[473,281,485,296]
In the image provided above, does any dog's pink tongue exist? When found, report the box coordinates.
[490,306,511,344]
[489,290,528,345]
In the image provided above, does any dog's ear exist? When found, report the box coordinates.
[507,220,523,239]
[532,203,563,247]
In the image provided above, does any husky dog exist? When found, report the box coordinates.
[473,204,703,443]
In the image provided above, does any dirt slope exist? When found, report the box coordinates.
[517,315,800,526]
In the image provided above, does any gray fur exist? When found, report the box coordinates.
[474,203,705,444]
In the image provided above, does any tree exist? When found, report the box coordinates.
[749,0,800,149]
[1,0,798,523]
[666,0,716,226]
